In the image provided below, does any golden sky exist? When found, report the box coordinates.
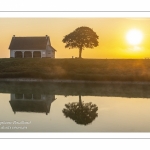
[1,18,150,59]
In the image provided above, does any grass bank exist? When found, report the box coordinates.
[0,58,150,81]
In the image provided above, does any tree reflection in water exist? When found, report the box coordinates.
[62,95,98,125]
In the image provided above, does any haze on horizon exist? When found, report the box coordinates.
[1,18,150,59]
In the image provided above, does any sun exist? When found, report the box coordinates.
[126,29,143,45]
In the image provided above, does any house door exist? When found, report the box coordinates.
[33,51,41,58]
[15,51,22,58]
[24,51,32,58]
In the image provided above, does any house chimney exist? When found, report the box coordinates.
[46,35,48,39]
[13,35,15,38]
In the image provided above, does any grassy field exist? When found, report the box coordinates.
[0,58,150,81]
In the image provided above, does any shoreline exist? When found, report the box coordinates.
[0,78,150,85]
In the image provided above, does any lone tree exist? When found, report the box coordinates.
[62,94,98,125]
[62,26,99,58]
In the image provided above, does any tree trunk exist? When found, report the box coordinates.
[79,94,83,108]
[79,48,82,58]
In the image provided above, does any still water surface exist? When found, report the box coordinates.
[0,81,150,132]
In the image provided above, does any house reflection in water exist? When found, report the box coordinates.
[9,93,56,115]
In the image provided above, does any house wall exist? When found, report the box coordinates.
[11,94,16,100]
[46,46,55,58]
[10,50,47,58]
[41,50,46,57]
[10,50,14,58]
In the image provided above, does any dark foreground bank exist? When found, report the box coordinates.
[1,58,150,81]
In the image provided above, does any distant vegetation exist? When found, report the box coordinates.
[1,58,150,81]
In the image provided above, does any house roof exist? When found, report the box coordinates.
[9,36,56,51]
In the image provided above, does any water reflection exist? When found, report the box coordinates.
[63,94,98,125]
[9,93,56,115]
[1,81,150,98]
[1,81,150,132]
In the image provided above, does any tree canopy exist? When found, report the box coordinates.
[62,95,98,125]
[62,26,99,58]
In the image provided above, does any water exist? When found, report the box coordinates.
[0,81,150,132]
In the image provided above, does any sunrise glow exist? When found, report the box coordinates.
[0,18,150,59]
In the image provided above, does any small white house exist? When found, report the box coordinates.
[9,35,56,58]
